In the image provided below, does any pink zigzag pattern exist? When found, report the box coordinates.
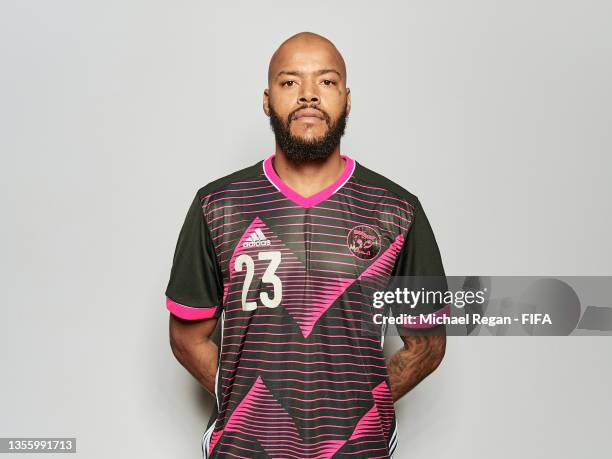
[372,380,394,441]
[357,233,404,283]
[348,404,385,441]
[228,218,405,338]
[218,376,346,459]
[208,428,223,456]
[210,379,395,457]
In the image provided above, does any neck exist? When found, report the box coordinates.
[272,146,345,198]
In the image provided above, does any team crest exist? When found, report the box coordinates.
[347,225,381,260]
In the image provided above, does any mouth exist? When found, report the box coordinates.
[292,108,326,123]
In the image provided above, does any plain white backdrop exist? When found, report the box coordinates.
[1,1,611,458]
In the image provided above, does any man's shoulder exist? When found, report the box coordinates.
[352,158,420,210]
[196,159,264,198]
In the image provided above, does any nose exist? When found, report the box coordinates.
[298,80,320,105]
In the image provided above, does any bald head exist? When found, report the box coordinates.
[263,32,351,158]
[268,32,347,86]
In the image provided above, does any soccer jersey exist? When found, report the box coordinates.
[165,154,447,459]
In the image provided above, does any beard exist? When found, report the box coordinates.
[268,102,348,164]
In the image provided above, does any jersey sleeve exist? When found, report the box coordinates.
[164,190,224,320]
[390,198,450,332]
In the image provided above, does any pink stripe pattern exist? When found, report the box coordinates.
[187,157,429,458]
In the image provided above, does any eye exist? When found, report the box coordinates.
[321,79,336,86]
[282,80,296,87]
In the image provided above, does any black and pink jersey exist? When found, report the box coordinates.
[165,154,446,459]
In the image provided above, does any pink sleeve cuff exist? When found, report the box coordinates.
[166,297,218,320]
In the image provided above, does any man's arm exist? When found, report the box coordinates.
[386,327,446,402]
[169,314,219,396]
[386,197,448,402]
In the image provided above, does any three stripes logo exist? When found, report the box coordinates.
[243,228,271,248]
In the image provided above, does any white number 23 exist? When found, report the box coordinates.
[234,251,282,311]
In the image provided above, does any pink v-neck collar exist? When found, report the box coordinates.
[263,154,356,208]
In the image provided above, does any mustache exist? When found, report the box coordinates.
[287,106,331,125]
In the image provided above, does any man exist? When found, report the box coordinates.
[165,32,447,459]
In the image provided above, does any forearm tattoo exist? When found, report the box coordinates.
[387,335,446,402]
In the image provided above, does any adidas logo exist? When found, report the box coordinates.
[242,228,271,248]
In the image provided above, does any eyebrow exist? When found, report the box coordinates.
[276,69,343,80]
